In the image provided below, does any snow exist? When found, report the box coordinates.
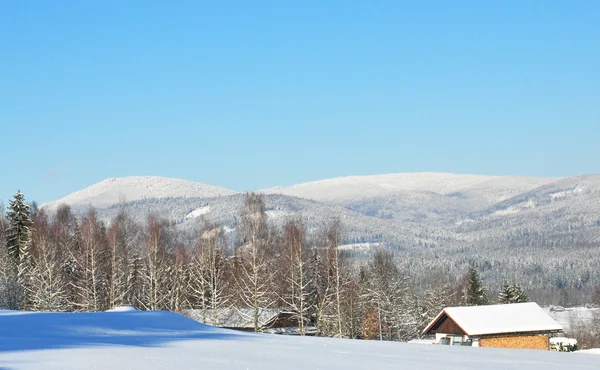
[0,309,598,369]
[338,242,381,251]
[576,348,600,355]
[265,210,291,218]
[185,308,283,329]
[261,173,557,205]
[185,206,210,219]
[543,306,598,331]
[42,176,236,211]
[427,303,563,336]
[106,306,138,312]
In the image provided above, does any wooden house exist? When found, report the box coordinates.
[422,302,563,350]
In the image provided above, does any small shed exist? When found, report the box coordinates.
[422,302,563,350]
[185,308,315,335]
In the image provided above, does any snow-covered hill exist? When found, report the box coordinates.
[42,176,237,212]
[0,309,597,370]
[42,173,560,223]
[458,174,600,236]
[262,173,558,222]
[263,173,556,203]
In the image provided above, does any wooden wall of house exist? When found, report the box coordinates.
[432,316,465,336]
[479,334,549,350]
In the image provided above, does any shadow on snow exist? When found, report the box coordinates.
[0,310,249,352]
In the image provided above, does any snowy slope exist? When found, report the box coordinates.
[0,309,597,370]
[262,173,558,222]
[262,173,557,205]
[42,176,236,211]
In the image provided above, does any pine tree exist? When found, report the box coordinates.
[126,251,145,307]
[509,283,529,303]
[306,248,324,327]
[498,280,512,304]
[463,264,488,306]
[498,281,529,304]
[5,191,34,309]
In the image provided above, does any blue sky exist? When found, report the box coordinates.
[1,1,599,204]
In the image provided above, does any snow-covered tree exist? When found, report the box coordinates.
[418,282,455,334]
[51,204,80,311]
[0,211,21,309]
[165,246,191,312]
[511,284,529,303]
[106,210,143,308]
[499,281,529,304]
[71,209,109,311]
[142,215,172,310]
[498,280,512,304]
[233,193,277,332]
[5,191,34,309]
[462,263,488,306]
[282,219,311,335]
[126,250,145,307]
[190,223,230,317]
[306,247,324,327]
[29,210,68,311]
[320,218,347,337]
[359,249,418,341]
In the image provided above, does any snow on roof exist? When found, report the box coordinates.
[424,302,563,336]
[185,308,283,329]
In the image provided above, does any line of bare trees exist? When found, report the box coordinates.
[1,192,532,341]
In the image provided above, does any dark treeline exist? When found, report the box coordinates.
[0,191,590,341]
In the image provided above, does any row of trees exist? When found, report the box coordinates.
[1,191,531,341]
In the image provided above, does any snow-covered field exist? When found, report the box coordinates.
[0,309,597,370]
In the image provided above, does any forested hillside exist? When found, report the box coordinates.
[2,187,600,343]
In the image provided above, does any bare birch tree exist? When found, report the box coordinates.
[142,215,171,310]
[29,209,68,311]
[282,218,311,335]
[233,193,277,332]
[318,218,346,337]
[71,209,109,311]
[190,223,230,321]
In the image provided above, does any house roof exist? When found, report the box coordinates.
[423,302,563,336]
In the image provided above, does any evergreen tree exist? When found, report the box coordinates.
[306,248,324,326]
[498,280,512,304]
[5,191,34,309]
[126,251,145,307]
[498,281,529,304]
[509,283,529,303]
[463,264,488,306]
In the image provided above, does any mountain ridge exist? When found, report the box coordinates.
[42,176,237,212]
